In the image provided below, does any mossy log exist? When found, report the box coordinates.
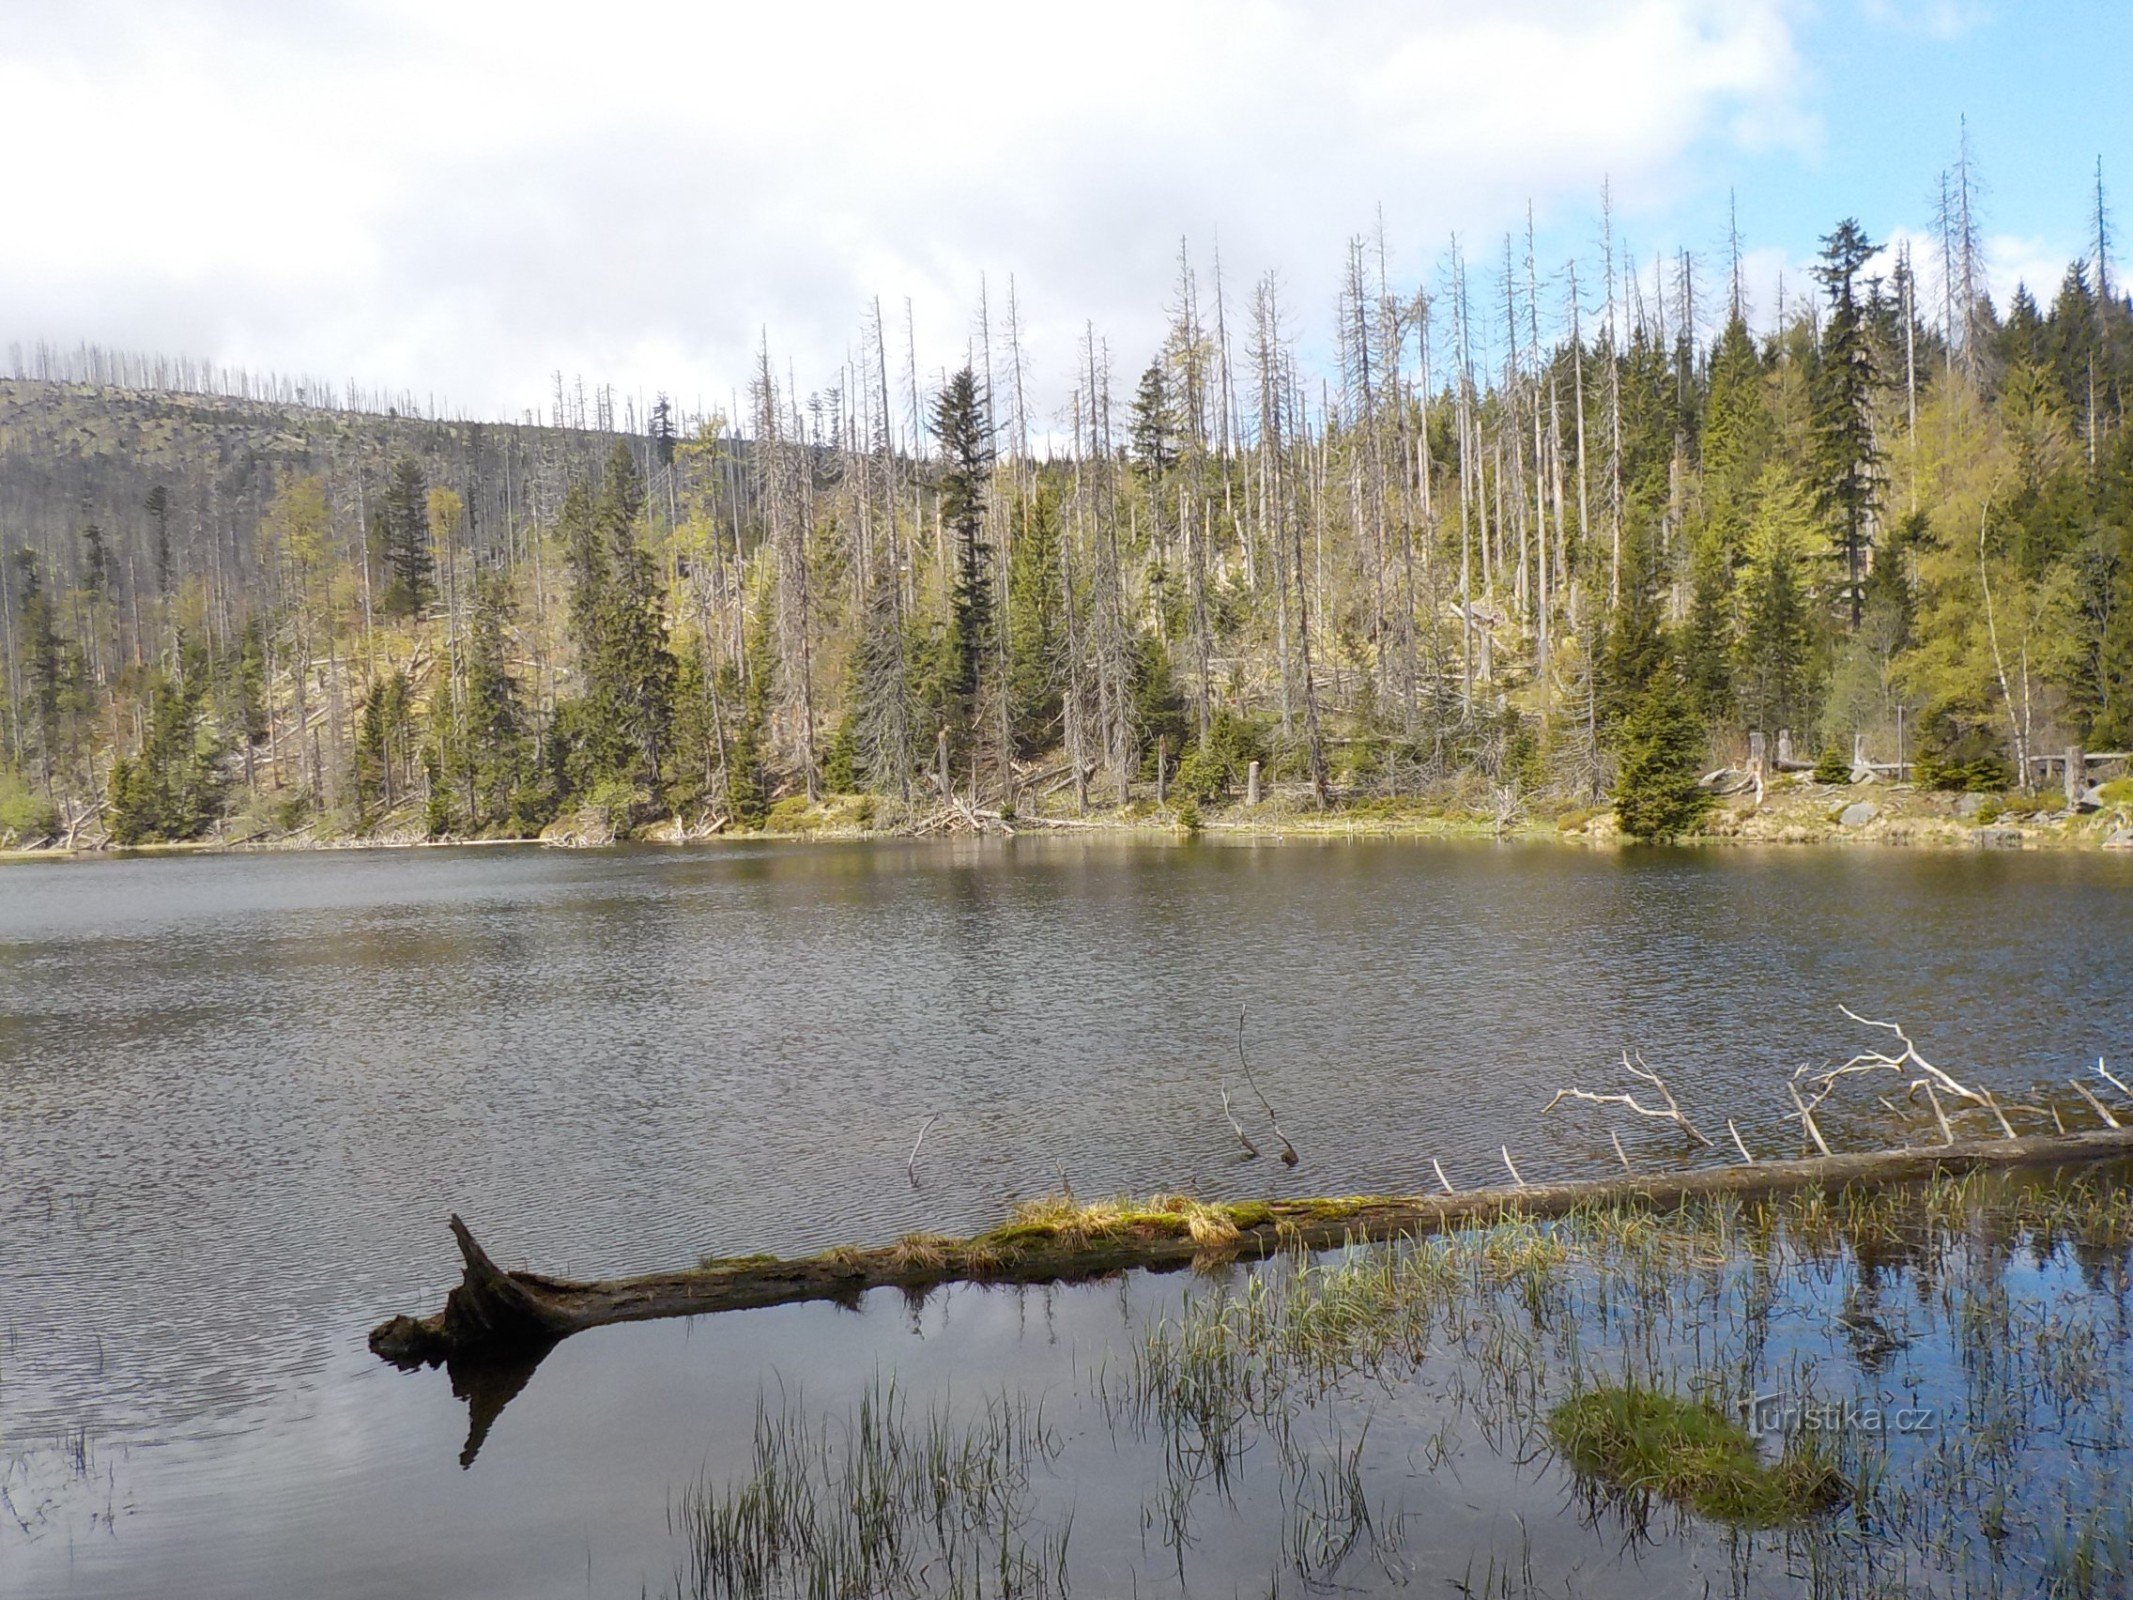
[370,1126,2133,1368]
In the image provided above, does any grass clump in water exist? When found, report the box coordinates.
[1548,1383,1847,1527]
[981,1193,1250,1253]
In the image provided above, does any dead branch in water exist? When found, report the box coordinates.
[1218,1084,1261,1159]
[1544,1051,1713,1148]
[1235,1006,1299,1165]
[2071,1080,2122,1129]
[907,1115,940,1186]
[372,1125,2133,1371]
[2098,1059,2133,1103]
[1823,1006,1989,1106]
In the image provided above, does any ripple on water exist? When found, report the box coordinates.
[2,838,2131,1592]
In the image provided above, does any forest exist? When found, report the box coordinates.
[2,154,2130,850]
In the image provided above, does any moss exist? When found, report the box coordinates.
[1548,1385,1848,1527]
[700,1251,781,1270]
[1301,1196,1389,1221]
[1224,1201,1275,1230]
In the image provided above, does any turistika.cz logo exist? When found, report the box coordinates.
[1738,1393,1938,1436]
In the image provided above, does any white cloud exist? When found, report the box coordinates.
[0,0,1817,425]
[1985,233,2077,309]
[1858,0,1992,40]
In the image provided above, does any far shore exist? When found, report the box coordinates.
[6,776,2130,866]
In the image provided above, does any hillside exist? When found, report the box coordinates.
[4,214,2133,856]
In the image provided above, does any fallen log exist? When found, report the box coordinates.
[371,1124,2133,1370]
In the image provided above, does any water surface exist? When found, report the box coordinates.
[2,837,2129,1595]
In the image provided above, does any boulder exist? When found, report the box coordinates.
[1973,826,2025,849]
[1840,801,1879,828]
[1954,792,1989,819]
[2104,827,2133,852]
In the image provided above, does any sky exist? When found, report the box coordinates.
[0,0,2125,433]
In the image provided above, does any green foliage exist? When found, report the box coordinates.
[1131,635,1189,777]
[1914,738,2015,793]
[934,367,994,746]
[1173,794,1202,835]
[585,776,643,838]
[0,768,59,843]
[1734,469,1823,736]
[372,457,434,619]
[1612,671,1712,842]
[1005,488,1064,756]
[722,607,776,829]
[561,447,678,803]
[1129,363,1180,477]
[108,671,224,845]
[1549,1385,1846,1527]
[1811,218,1881,628]
[354,669,414,829]
[1174,710,1266,802]
[1811,746,1852,784]
[424,575,535,836]
[821,710,859,794]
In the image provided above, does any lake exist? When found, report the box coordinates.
[3,837,2130,1596]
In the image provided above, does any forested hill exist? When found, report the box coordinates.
[4,199,2133,854]
[0,376,634,613]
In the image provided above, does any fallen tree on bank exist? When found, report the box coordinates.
[370,1123,2133,1371]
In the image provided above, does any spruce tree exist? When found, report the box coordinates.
[426,573,528,835]
[354,669,411,829]
[933,367,993,750]
[1612,669,1713,842]
[723,606,776,828]
[107,671,222,844]
[374,458,435,618]
[1734,470,1822,736]
[1811,219,1881,629]
[1004,487,1063,755]
[561,448,677,805]
[1129,363,1180,477]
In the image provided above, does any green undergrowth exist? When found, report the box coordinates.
[1549,1384,1848,1526]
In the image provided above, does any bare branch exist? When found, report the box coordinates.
[1832,1005,1986,1103]
[2098,1059,2133,1103]
[1218,1084,1261,1159]
[1919,1082,1954,1145]
[2071,1079,2122,1129]
[1236,1006,1299,1166]
[1431,1158,1457,1195]
[1500,1146,1527,1188]
[906,1114,939,1186]
[1786,1081,1833,1157]
[1728,1120,1755,1165]
[1543,1049,1712,1147]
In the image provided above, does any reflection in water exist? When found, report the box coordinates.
[2,838,2131,1596]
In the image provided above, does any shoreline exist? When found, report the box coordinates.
[5,778,2130,865]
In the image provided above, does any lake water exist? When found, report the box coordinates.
[3,837,2131,1596]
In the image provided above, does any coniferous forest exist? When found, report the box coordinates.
[4,157,2132,850]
